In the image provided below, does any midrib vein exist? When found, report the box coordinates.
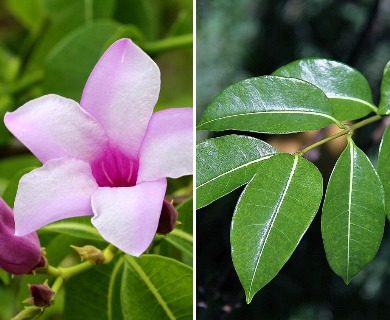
[249,155,299,295]
[125,257,176,320]
[347,143,354,281]
[199,110,336,127]
[196,155,275,189]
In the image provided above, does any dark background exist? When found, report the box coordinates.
[197,0,390,319]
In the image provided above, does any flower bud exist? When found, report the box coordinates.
[156,200,178,235]
[0,198,43,274]
[27,280,54,308]
[70,245,105,265]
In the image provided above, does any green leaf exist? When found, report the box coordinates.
[64,258,118,320]
[40,217,105,242]
[121,255,192,320]
[0,269,9,285]
[113,0,158,40]
[0,95,14,146]
[378,61,390,115]
[176,197,193,234]
[2,167,36,207]
[377,124,390,219]
[5,0,44,32]
[231,153,323,303]
[44,20,122,101]
[272,58,376,121]
[108,259,125,320]
[197,76,338,133]
[0,154,40,180]
[196,135,279,209]
[164,229,193,259]
[322,138,385,284]
[28,0,115,68]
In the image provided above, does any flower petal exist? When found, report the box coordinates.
[91,179,167,257]
[4,94,108,163]
[137,108,193,182]
[80,38,160,160]
[14,159,98,236]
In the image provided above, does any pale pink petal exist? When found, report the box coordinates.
[14,159,98,236]
[91,179,167,257]
[137,108,193,182]
[80,39,160,160]
[4,94,108,163]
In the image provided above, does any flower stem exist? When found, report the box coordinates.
[143,34,193,54]
[51,276,64,294]
[299,114,383,155]
[59,244,117,280]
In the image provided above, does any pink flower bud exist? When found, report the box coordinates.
[0,198,42,274]
[156,200,178,235]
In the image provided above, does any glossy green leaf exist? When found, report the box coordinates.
[378,61,390,115]
[121,255,192,320]
[231,153,323,303]
[272,58,376,121]
[322,138,385,284]
[64,257,118,320]
[40,217,105,242]
[44,20,122,101]
[196,135,279,209]
[377,124,390,219]
[197,76,338,134]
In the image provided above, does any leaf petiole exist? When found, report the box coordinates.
[298,114,383,155]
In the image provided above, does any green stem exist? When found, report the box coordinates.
[38,244,117,282]
[59,244,117,280]
[299,114,383,155]
[143,34,193,54]
[51,276,64,294]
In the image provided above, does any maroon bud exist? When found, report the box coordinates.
[156,200,178,235]
[0,198,42,274]
[28,280,54,307]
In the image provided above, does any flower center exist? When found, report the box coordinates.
[91,148,138,187]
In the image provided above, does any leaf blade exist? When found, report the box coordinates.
[121,255,192,320]
[272,58,376,121]
[40,217,105,242]
[231,153,323,302]
[377,124,390,219]
[196,135,279,208]
[378,61,390,114]
[322,139,385,283]
[197,76,337,133]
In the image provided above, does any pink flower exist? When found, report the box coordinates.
[4,39,193,256]
[0,198,43,274]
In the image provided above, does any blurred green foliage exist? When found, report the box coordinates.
[0,0,192,319]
